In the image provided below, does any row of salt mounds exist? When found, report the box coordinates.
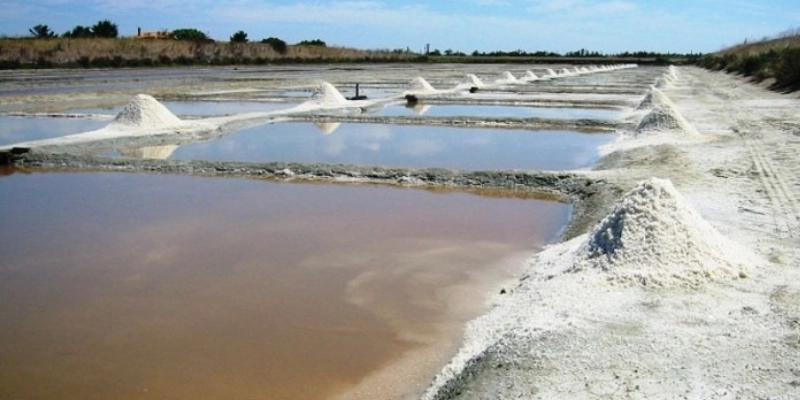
[110,94,184,129]
[568,178,757,287]
[306,82,349,107]
[494,71,519,84]
[404,77,437,94]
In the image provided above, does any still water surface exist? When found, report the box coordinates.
[0,172,570,400]
[165,123,614,170]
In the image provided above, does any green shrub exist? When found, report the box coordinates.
[774,47,800,88]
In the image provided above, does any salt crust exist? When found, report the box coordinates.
[569,178,757,287]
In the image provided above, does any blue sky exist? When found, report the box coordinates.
[3,0,799,54]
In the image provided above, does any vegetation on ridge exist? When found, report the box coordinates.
[695,28,800,91]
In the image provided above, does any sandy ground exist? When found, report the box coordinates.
[2,64,798,399]
[423,67,800,399]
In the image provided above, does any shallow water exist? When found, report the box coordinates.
[149,123,614,170]
[0,116,108,146]
[0,172,570,400]
[374,104,620,119]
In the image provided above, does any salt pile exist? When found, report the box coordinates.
[111,94,183,128]
[405,77,437,93]
[308,82,348,106]
[637,86,674,110]
[495,71,518,83]
[523,71,539,80]
[635,102,697,135]
[546,69,558,77]
[559,68,573,76]
[569,178,755,287]
[461,74,485,88]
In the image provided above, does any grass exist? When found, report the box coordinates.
[0,38,420,69]
[696,29,800,91]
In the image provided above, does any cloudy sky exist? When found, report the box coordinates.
[3,0,798,54]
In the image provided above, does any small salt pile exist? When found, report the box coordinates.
[570,178,755,287]
[405,77,437,93]
[495,71,518,84]
[308,82,348,106]
[635,102,697,135]
[523,71,539,81]
[111,94,183,128]
[461,74,485,88]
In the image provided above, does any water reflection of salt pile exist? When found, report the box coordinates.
[405,103,432,116]
[119,145,179,160]
[314,121,342,135]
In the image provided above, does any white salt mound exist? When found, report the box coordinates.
[637,86,675,110]
[406,77,436,93]
[462,74,485,88]
[546,69,557,77]
[309,82,348,106]
[111,94,183,128]
[524,71,539,80]
[635,102,696,134]
[496,71,518,83]
[570,178,755,287]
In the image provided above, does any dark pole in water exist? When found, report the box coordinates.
[355,83,360,98]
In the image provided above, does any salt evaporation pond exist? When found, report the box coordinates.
[0,116,108,146]
[141,123,614,170]
[71,100,294,117]
[0,172,571,400]
[375,104,621,119]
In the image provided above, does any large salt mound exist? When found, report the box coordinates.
[495,71,518,83]
[461,74,485,88]
[309,82,348,106]
[635,102,696,134]
[523,71,539,80]
[546,69,557,77]
[637,86,675,110]
[570,178,755,287]
[111,94,183,128]
[406,77,436,93]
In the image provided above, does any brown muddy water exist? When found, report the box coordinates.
[0,172,571,400]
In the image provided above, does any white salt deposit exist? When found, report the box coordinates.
[635,102,697,135]
[546,69,557,77]
[118,145,179,160]
[637,86,675,110]
[405,77,437,93]
[461,74,485,88]
[569,178,756,287]
[495,71,518,84]
[308,82,349,106]
[111,94,183,128]
[523,71,539,81]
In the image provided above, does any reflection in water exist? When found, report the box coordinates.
[168,123,614,171]
[405,103,432,116]
[314,121,342,135]
[376,104,621,119]
[118,145,180,160]
[0,172,571,400]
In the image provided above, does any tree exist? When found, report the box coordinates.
[170,28,211,42]
[297,39,326,47]
[63,25,93,38]
[230,30,248,43]
[29,24,56,39]
[261,37,287,54]
[92,19,119,38]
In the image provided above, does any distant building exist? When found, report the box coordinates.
[135,27,168,39]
